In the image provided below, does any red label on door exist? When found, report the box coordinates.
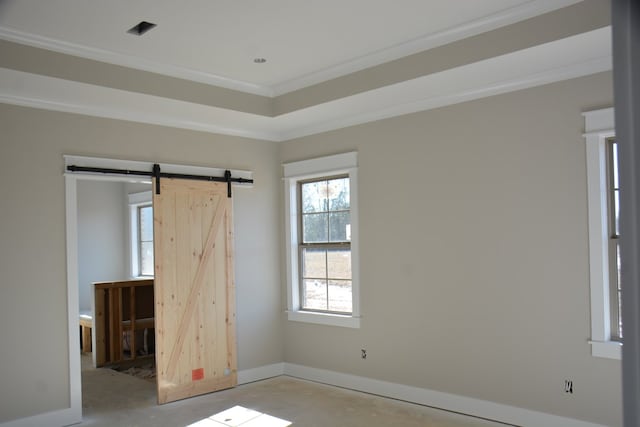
[192,368,204,381]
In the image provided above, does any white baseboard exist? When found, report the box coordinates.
[0,407,80,427]
[282,363,608,427]
[238,363,285,385]
[3,362,608,427]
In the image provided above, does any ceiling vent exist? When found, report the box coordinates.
[127,21,157,36]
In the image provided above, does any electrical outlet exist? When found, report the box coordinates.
[361,349,367,359]
[564,379,573,394]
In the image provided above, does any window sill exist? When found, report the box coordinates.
[287,310,361,328]
[589,340,622,360]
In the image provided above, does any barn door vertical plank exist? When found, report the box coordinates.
[154,179,237,404]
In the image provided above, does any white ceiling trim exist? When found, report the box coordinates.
[10,98,282,142]
[0,26,274,97]
[0,28,611,143]
[0,0,580,98]
[275,27,612,139]
[0,68,282,140]
[278,56,611,141]
[0,92,281,141]
[270,0,582,95]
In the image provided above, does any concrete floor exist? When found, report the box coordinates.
[78,355,510,427]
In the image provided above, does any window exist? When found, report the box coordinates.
[584,108,622,359]
[606,139,622,340]
[299,176,352,313]
[129,191,154,278]
[284,152,360,328]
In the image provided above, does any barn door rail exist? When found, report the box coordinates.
[66,164,253,197]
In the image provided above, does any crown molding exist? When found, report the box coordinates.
[270,0,583,95]
[0,27,611,143]
[0,92,280,141]
[278,56,611,141]
[0,26,274,97]
[0,0,581,98]
[0,65,283,141]
[276,27,611,139]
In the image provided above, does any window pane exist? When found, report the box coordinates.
[303,213,328,243]
[328,178,350,211]
[617,297,623,339]
[612,141,619,189]
[328,280,352,313]
[298,174,352,314]
[302,248,326,279]
[140,206,153,241]
[617,241,622,291]
[614,190,620,237]
[329,211,350,242]
[615,241,622,338]
[303,279,327,310]
[302,181,327,213]
[327,249,351,280]
[140,241,154,276]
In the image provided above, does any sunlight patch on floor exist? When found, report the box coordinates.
[186,405,292,427]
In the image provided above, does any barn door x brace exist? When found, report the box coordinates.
[66,163,253,197]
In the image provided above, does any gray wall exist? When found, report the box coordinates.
[0,105,283,423]
[279,71,621,427]
[0,71,623,426]
[77,180,128,312]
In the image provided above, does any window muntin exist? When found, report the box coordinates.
[138,204,154,277]
[607,139,622,340]
[299,176,352,314]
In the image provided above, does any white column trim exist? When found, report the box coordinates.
[65,175,82,425]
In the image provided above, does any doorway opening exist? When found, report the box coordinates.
[75,178,156,411]
[65,156,251,419]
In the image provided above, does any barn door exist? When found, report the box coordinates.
[153,179,237,404]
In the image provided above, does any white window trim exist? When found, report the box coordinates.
[128,191,152,278]
[283,152,360,328]
[584,107,622,359]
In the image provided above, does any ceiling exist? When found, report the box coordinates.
[0,0,612,141]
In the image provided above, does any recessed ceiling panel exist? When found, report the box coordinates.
[0,0,547,88]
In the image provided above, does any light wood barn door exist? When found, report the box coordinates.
[153,179,237,404]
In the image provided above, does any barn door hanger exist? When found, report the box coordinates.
[66,163,254,198]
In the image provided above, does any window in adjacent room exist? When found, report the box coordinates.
[137,204,154,276]
[584,107,621,359]
[284,152,360,328]
[129,191,154,277]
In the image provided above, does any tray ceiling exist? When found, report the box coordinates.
[0,0,611,141]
